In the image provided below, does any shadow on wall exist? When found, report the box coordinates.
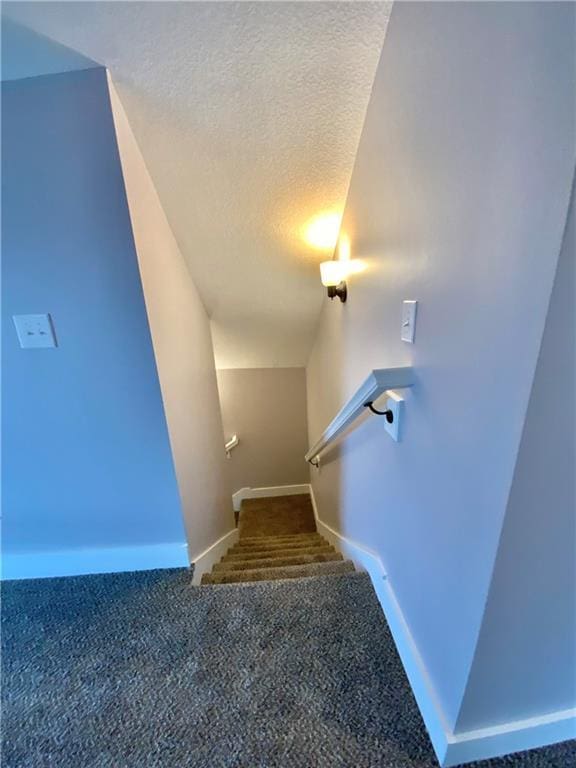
[2,67,187,572]
[108,75,234,561]
[1,18,100,81]
[216,367,309,493]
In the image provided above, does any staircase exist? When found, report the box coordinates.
[200,494,355,585]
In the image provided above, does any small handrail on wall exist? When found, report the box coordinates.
[305,367,415,465]
[225,434,239,458]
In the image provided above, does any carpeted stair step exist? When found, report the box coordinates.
[224,544,335,561]
[229,538,329,554]
[201,559,355,585]
[232,536,322,545]
[213,551,343,572]
[238,534,321,543]
[236,533,323,546]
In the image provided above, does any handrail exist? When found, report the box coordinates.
[225,434,239,457]
[305,367,415,464]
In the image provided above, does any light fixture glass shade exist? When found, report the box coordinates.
[320,260,349,287]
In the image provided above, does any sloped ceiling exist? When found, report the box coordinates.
[2,2,391,367]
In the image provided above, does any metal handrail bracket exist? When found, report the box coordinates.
[225,434,239,457]
[305,367,415,464]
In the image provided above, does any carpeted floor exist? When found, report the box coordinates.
[2,569,574,767]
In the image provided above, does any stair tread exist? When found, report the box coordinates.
[237,533,321,544]
[230,538,328,553]
[214,552,343,572]
[234,540,323,550]
[201,560,354,585]
[224,544,334,560]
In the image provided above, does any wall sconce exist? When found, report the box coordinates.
[320,260,348,303]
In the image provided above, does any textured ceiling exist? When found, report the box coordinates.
[2,2,391,367]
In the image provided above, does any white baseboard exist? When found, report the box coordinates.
[444,708,576,767]
[191,527,239,585]
[232,483,310,512]
[308,486,388,584]
[307,484,451,763]
[308,483,576,767]
[1,542,189,580]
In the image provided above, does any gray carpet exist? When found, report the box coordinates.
[1,569,574,767]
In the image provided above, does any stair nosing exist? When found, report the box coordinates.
[213,552,343,572]
[238,532,321,540]
[231,540,328,551]
[225,546,334,560]
[234,537,321,547]
[200,571,366,588]
[202,559,354,585]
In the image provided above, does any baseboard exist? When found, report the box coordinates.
[307,485,387,584]
[1,542,189,580]
[190,527,239,585]
[232,483,310,512]
[307,484,451,763]
[444,709,576,767]
[308,483,575,767]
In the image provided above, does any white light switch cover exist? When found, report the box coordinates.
[401,300,417,343]
[13,314,57,349]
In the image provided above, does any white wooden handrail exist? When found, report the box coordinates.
[305,367,415,464]
[225,434,239,457]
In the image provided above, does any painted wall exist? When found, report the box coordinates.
[216,367,308,491]
[108,78,235,560]
[2,68,187,568]
[307,0,575,733]
[1,17,98,82]
[455,180,576,731]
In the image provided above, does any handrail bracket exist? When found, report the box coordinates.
[304,367,414,464]
[364,401,394,423]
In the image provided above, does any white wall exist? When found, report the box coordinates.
[108,76,235,560]
[216,367,309,491]
[2,68,188,576]
[307,0,575,738]
[1,17,99,81]
[455,179,576,731]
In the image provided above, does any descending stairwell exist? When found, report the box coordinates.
[201,494,355,585]
[201,532,354,584]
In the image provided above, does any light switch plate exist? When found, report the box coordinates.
[384,391,404,442]
[13,314,57,349]
[401,300,417,343]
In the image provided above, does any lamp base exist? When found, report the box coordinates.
[327,281,347,303]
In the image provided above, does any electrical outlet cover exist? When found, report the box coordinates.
[13,314,57,349]
[384,390,404,442]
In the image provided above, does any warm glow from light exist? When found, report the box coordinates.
[303,211,342,250]
[347,259,366,275]
[320,260,350,287]
[338,234,351,262]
